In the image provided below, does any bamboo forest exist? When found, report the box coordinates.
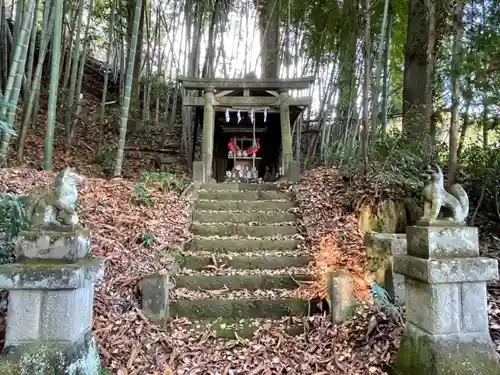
[0,0,498,374]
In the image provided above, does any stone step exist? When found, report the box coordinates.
[185,238,302,252]
[169,298,309,319]
[192,210,296,224]
[178,266,309,276]
[173,274,312,290]
[195,200,295,211]
[190,223,298,237]
[199,183,279,191]
[175,253,312,270]
[198,190,292,201]
[170,317,304,339]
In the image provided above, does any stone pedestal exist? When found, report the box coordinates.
[391,222,500,375]
[0,228,105,375]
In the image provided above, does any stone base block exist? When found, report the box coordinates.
[0,329,100,375]
[15,228,91,262]
[390,323,500,375]
[0,259,105,290]
[139,272,172,324]
[328,270,357,324]
[407,225,479,259]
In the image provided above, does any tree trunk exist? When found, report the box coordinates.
[401,0,437,147]
[447,0,464,186]
[113,0,143,176]
[44,0,63,170]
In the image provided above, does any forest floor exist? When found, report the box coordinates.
[0,109,499,374]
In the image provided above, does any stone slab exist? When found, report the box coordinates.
[197,190,291,201]
[0,329,101,375]
[176,254,311,270]
[198,183,279,191]
[138,273,172,325]
[192,210,296,224]
[190,223,298,237]
[0,259,105,290]
[15,229,91,262]
[405,279,460,335]
[390,323,500,375]
[195,200,294,211]
[169,298,309,319]
[185,238,301,252]
[406,225,479,259]
[393,255,498,284]
[174,274,312,290]
[6,286,94,345]
[328,270,357,324]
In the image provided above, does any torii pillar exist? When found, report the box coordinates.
[201,86,215,183]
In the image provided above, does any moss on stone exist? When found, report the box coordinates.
[358,199,408,234]
[390,330,500,375]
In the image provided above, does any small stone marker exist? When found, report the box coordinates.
[139,272,172,325]
[328,270,357,324]
[0,169,105,375]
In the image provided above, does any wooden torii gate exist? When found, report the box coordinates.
[178,76,314,183]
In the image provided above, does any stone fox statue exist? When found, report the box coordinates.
[421,164,469,223]
[27,167,84,228]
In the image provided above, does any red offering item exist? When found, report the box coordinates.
[228,138,239,153]
[247,139,260,155]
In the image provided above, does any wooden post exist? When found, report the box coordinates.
[201,86,215,182]
[279,89,293,174]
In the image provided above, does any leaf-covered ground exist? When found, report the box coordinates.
[0,164,403,375]
[1,114,498,373]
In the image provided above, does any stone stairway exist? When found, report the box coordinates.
[169,183,313,338]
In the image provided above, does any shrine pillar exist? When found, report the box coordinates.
[279,89,293,174]
[201,86,215,182]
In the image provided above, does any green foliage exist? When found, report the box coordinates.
[132,171,188,206]
[327,129,445,197]
[138,233,154,247]
[0,194,31,264]
[95,142,116,173]
[461,143,500,224]
[371,281,402,322]
[132,181,153,206]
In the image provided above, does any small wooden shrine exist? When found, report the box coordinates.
[178,76,314,183]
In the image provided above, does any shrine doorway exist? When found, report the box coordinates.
[212,112,281,182]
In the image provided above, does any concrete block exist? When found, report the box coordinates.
[405,279,460,335]
[390,323,500,375]
[39,287,94,342]
[139,273,172,324]
[328,270,357,324]
[394,256,498,284]
[15,228,91,262]
[193,161,205,183]
[406,225,479,259]
[460,282,489,333]
[0,259,105,290]
[6,290,42,343]
[0,329,101,375]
